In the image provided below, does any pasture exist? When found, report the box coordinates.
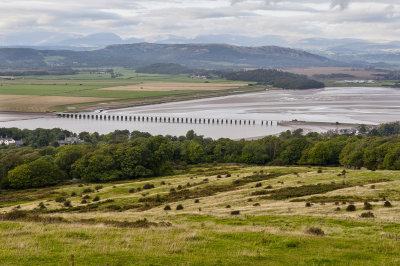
[1,165,399,265]
[0,70,256,112]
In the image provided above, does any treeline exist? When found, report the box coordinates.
[0,123,399,190]
[136,63,193,75]
[0,68,77,76]
[223,69,325,90]
[312,73,356,79]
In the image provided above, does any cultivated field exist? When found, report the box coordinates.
[0,71,256,112]
[0,95,117,112]
[99,82,248,91]
[1,165,399,265]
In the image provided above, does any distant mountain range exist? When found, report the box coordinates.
[0,43,343,69]
[2,32,400,66]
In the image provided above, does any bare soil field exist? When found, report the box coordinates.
[286,67,385,79]
[98,82,248,91]
[0,95,116,112]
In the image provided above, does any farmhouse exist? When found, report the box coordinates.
[58,136,84,146]
[0,137,23,146]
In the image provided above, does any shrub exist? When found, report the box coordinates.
[384,201,393,207]
[253,203,260,206]
[136,187,142,192]
[2,210,27,220]
[361,212,375,218]
[255,182,262,187]
[306,227,324,236]
[265,185,273,189]
[370,185,376,189]
[170,188,176,193]
[176,204,184,210]
[335,207,341,211]
[363,202,373,210]
[177,185,183,190]
[164,205,171,211]
[78,184,83,187]
[230,210,240,215]
[225,205,231,208]
[70,191,77,197]
[317,169,323,173]
[335,202,339,205]
[55,197,66,203]
[143,183,155,190]
[95,185,103,190]
[226,173,231,177]
[305,202,312,207]
[81,199,87,204]
[38,202,46,209]
[82,195,90,199]
[63,201,72,207]
[160,181,166,185]
[346,204,356,211]
[83,188,94,194]
[106,205,122,211]
[129,188,135,193]
[194,199,200,203]
[93,196,100,202]
[247,198,253,202]
[217,175,222,178]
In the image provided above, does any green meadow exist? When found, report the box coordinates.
[1,165,399,265]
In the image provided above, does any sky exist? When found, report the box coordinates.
[1,0,400,45]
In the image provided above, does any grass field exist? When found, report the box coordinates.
[0,71,257,112]
[1,165,399,265]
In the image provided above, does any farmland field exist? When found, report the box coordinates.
[1,165,399,265]
[0,71,256,112]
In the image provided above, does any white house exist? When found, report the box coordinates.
[0,137,16,145]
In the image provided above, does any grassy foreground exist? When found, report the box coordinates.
[0,165,399,265]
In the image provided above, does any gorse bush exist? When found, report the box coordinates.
[361,212,375,218]
[306,227,325,236]
[346,204,356,212]
[384,201,393,207]
[55,197,66,203]
[364,202,373,210]
[143,183,155,190]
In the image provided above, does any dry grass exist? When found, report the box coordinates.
[0,95,115,112]
[1,166,400,264]
[98,82,247,91]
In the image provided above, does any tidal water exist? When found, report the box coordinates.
[1,87,399,139]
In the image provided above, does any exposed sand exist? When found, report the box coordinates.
[99,82,247,91]
[0,95,116,112]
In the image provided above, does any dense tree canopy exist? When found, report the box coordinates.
[1,122,399,189]
[223,69,325,90]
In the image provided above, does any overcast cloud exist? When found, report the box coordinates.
[1,0,399,45]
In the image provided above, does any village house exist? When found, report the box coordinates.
[58,136,84,146]
[0,137,23,146]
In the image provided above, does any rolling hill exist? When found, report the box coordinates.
[0,43,344,69]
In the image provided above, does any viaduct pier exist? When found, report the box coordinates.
[56,113,279,126]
